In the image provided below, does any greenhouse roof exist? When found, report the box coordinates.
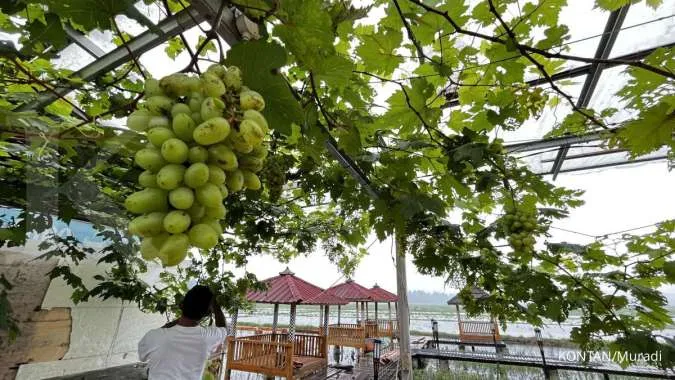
[2,0,673,178]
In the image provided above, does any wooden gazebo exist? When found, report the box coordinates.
[225,268,348,380]
[368,284,399,338]
[323,279,391,349]
[447,287,502,346]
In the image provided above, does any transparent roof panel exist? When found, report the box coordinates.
[611,1,675,57]
[557,0,609,65]
[586,66,638,125]
[52,43,96,71]
[558,147,669,173]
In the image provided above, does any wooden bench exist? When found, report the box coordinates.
[458,321,501,344]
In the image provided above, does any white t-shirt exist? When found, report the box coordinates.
[138,325,228,380]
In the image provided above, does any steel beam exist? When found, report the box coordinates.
[63,25,106,58]
[539,148,626,163]
[550,5,630,180]
[16,6,207,117]
[504,128,619,153]
[190,0,243,46]
[544,155,667,175]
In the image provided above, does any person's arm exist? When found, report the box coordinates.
[212,296,227,328]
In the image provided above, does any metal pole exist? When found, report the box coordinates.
[272,303,279,334]
[224,308,238,380]
[355,302,360,324]
[396,231,412,380]
[535,328,550,380]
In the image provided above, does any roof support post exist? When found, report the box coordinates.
[337,304,341,325]
[396,230,412,380]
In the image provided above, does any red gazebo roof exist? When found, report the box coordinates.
[325,279,374,302]
[370,284,399,302]
[247,268,348,305]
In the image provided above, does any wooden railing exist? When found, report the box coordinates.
[226,336,294,378]
[365,319,398,337]
[293,334,326,358]
[459,320,501,343]
[325,323,367,349]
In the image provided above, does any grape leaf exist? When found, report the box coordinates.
[224,40,302,136]
[595,0,631,11]
[615,101,674,156]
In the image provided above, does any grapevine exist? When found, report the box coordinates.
[125,64,270,266]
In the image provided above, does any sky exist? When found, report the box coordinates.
[3,1,674,295]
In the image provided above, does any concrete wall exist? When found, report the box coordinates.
[0,249,70,380]
[1,240,166,380]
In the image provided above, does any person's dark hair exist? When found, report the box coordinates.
[181,285,213,320]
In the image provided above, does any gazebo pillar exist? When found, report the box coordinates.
[289,303,297,341]
[375,302,378,321]
[323,305,329,355]
[337,304,341,325]
[355,302,360,324]
[365,302,369,321]
[388,302,392,320]
[272,303,279,334]
[225,308,238,380]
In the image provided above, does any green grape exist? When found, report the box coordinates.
[228,131,253,154]
[172,113,196,142]
[148,116,171,129]
[169,186,194,209]
[156,164,186,190]
[144,78,163,97]
[242,170,261,190]
[147,127,176,148]
[207,165,226,184]
[226,169,244,193]
[207,144,238,171]
[187,203,206,222]
[127,109,154,131]
[195,183,223,207]
[204,202,226,219]
[239,119,265,146]
[160,73,198,98]
[135,147,166,172]
[158,233,189,267]
[144,95,174,114]
[239,156,263,172]
[139,171,158,188]
[188,224,218,250]
[184,162,210,188]
[163,210,191,234]
[140,234,167,260]
[125,188,168,214]
[188,146,209,163]
[240,90,265,111]
[128,212,166,237]
[218,183,229,198]
[193,117,231,146]
[205,219,223,236]
[243,110,269,133]
[224,66,242,90]
[250,143,269,159]
[205,63,227,79]
[191,112,203,125]
[171,103,191,118]
[200,97,226,122]
[201,72,226,97]
[161,138,189,164]
[188,92,205,112]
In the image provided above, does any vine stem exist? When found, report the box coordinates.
[405,0,675,80]
[111,18,146,79]
[181,0,228,73]
[486,0,606,129]
[10,58,89,120]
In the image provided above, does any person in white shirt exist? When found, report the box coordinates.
[138,285,228,380]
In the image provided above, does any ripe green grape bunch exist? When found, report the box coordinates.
[124,64,270,267]
[501,207,538,254]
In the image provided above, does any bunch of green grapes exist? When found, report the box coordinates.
[501,208,538,253]
[124,64,269,267]
[261,158,286,202]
